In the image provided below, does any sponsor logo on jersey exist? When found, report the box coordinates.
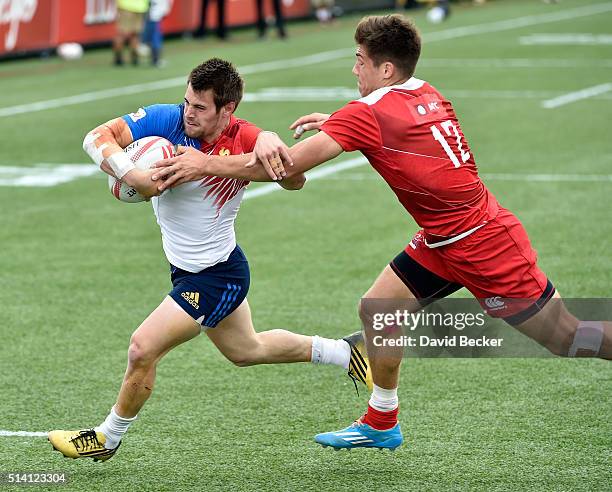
[129,107,147,122]
[410,94,445,121]
[219,147,230,156]
[181,291,200,310]
[484,296,505,311]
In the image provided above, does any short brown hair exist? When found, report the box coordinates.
[354,15,421,78]
[188,58,244,112]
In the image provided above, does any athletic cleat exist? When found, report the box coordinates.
[315,419,403,451]
[343,331,373,392]
[48,429,120,462]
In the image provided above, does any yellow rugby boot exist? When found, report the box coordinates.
[343,331,373,393]
[48,429,120,462]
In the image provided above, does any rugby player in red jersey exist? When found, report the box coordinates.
[153,16,611,450]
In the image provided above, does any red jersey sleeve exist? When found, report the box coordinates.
[321,101,381,152]
[238,120,262,152]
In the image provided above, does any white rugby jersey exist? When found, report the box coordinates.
[152,176,247,272]
[123,105,261,272]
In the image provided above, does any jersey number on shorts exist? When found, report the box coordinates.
[430,120,471,168]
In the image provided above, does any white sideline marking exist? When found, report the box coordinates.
[520,34,612,45]
[542,83,612,109]
[0,164,98,187]
[1,2,611,118]
[0,430,47,437]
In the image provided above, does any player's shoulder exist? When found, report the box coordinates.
[125,103,182,124]
[227,116,261,139]
[232,116,260,131]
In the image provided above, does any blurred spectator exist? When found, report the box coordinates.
[195,0,228,40]
[312,0,335,25]
[256,0,287,39]
[114,0,149,66]
[395,0,419,9]
[142,0,172,66]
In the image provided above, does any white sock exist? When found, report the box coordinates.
[369,384,399,412]
[311,336,351,369]
[95,406,137,449]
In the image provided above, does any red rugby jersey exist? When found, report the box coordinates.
[321,78,499,238]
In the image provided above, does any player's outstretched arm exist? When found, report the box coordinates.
[82,117,159,198]
[152,131,343,191]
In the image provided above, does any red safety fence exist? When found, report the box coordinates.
[0,0,312,56]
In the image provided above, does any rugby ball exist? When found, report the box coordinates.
[57,43,83,60]
[427,6,447,24]
[108,136,175,203]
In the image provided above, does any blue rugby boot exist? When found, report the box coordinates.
[315,418,403,451]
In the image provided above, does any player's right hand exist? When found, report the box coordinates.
[289,113,331,139]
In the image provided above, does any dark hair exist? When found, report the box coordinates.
[354,15,421,78]
[188,58,244,112]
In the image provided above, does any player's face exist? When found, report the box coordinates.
[183,85,225,140]
[353,46,385,97]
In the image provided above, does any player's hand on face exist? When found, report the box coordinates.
[152,145,209,191]
[289,113,331,139]
[246,131,292,181]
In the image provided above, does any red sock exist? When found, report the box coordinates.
[362,404,398,430]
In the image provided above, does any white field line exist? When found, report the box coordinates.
[419,58,612,69]
[241,87,612,102]
[3,156,612,189]
[422,2,612,42]
[1,2,612,118]
[245,157,612,201]
[242,87,359,102]
[0,430,48,437]
[542,83,612,109]
[0,50,353,118]
[0,163,98,187]
[520,33,612,45]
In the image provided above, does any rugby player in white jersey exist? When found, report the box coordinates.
[48,59,371,462]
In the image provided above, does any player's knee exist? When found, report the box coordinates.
[127,335,158,368]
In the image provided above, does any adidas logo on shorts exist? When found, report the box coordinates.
[181,291,200,310]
